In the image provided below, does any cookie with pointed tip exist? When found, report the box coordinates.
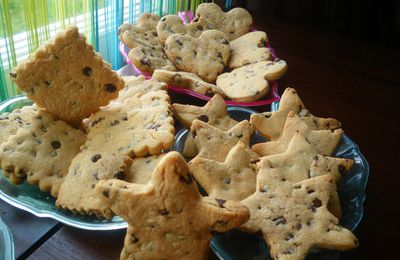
[0,109,86,196]
[119,14,176,74]
[95,151,250,259]
[189,142,257,201]
[153,69,225,96]
[165,29,230,83]
[173,94,238,158]
[258,132,354,218]
[0,105,37,145]
[241,173,358,259]
[191,119,258,162]
[216,60,287,102]
[156,14,211,44]
[251,87,342,140]
[10,26,124,126]
[196,3,252,41]
[228,31,271,69]
[252,111,343,157]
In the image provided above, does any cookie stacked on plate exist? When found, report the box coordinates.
[119,3,288,102]
[173,88,359,259]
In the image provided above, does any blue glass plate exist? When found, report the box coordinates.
[0,216,14,260]
[0,96,127,230]
[173,106,369,260]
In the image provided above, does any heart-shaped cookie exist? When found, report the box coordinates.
[165,29,230,83]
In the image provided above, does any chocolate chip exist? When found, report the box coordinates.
[91,154,102,162]
[9,72,17,78]
[83,67,92,76]
[147,124,161,131]
[93,173,99,180]
[338,165,346,174]
[236,133,243,138]
[222,39,229,45]
[51,140,61,149]
[307,189,315,194]
[45,80,50,86]
[179,174,193,184]
[174,56,182,64]
[152,31,158,37]
[223,177,231,184]
[217,52,223,58]
[122,115,128,121]
[311,198,322,212]
[215,198,226,208]
[284,233,294,241]
[192,130,197,138]
[251,159,260,164]
[192,17,199,22]
[160,17,166,22]
[176,40,183,45]
[197,114,209,122]
[114,170,126,180]
[102,189,110,198]
[272,216,286,225]
[131,235,139,243]
[105,84,117,93]
[294,223,302,230]
[197,25,203,31]
[160,209,169,215]
[140,57,151,66]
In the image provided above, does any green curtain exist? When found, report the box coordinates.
[0,0,232,102]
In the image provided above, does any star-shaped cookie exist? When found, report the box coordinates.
[189,142,257,201]
[241,173,358,259]
[257,132,354,218]
[173,94,238,157]
[251,87,341,140]
[252,111,343,157]
[95,151,250,259]
[191,119,259,162]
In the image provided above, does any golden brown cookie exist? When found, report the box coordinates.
[191,119,258,162]
[95,151,250,259]
[164,29,230,83]
[125,154,165,184]
[241,173,358,259]
[10,26,124,126]
[189,142,257,201]
[0,109,86,196]
[228,31,271,69]
[251,87,341,140]
[252,111,343,157]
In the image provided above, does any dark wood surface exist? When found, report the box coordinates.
[1,15,400,260]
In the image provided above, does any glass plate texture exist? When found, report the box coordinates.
[0,216,14,260]
[0,96,127,230]
[173,106,369,260]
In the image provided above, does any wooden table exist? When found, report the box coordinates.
[1,15,399,260]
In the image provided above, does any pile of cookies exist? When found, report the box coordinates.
[174,88,359,259]
[119,3,287,102]
[0,4,360,260]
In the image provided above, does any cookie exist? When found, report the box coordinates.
[153,69,225,96]
[56,151,132,218]
[252,111,343,157]
[125,154,165,184]
[251,87,342,141]
[228,31,271,69]
[111,75,167,105]
[189,142,257,201]
[173,94,238,158]
[216,60,287,102]
[0,109,86,196]
[195,3,252,40]
[95,151,250,259]
[156,15,210,44]
[119,15,177,74]
[241,174,358,259]
[57,90,174,217]
[0,105,37,145]
[164,29,230,83]
[258,132,354,218]
[191,119,258,162]
[10,26,124,126]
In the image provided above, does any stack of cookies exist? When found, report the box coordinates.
[172,88,359,259]
[119,3,288,102]
[0,4,360,260]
